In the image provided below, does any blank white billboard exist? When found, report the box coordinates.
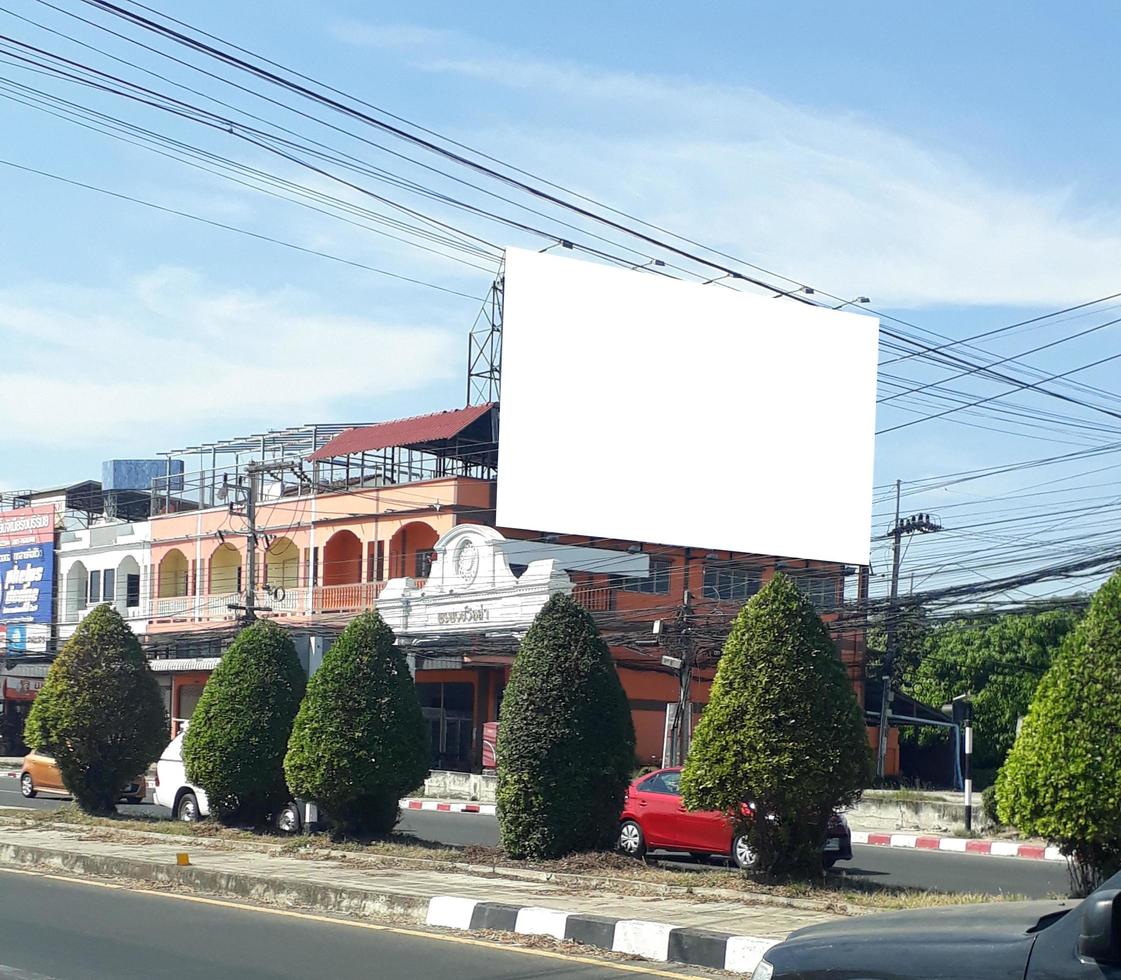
[496,248,879,566]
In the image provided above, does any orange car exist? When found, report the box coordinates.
[19,750,147,804]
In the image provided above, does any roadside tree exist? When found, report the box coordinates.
[681,573,871,877]
[909,609,1078,777]
[497,593,635,859]
[996,572,1121,894]
[183,619,305,824]
[285,611,428,835]
[24,604,166,815]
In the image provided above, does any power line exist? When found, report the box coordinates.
[0,156,486,300]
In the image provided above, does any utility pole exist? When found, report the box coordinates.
[876,481,942,778]
[655,588,696,767]
[225,460,308,624]
[674,589,695,767]
[243,464,259,623]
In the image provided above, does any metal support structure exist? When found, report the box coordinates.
[467,264,504,405]
[877,481,944,778]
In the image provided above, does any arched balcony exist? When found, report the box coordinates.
[116,555,142,614]
[158,549,189,598]
[154,548,190,620]
[388,521,438,580]
[63,560,88,623]
[265,537,299,590]
[209,543,242,595]
[316,529,372,613]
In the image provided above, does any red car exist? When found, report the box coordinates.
[617,767,852,870]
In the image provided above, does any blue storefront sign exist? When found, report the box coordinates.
[0,507,55,627]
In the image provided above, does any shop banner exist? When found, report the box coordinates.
[0,506,56,626]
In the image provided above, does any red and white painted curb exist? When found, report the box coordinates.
[850,830,1064,862]
[400,798,496,816]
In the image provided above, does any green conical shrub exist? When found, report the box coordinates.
[183,619,305,824]
[497,593,635,859]
[681,574,871,876]
[25,604,167,815]
[997,570,1121,893]
[284,611,428,835]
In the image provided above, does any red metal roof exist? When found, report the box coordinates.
[308,403,496,460]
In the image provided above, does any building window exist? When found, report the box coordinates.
[703,564,761,602]
[88,570,101,605]
[126,573,141,608]
[616,557,672,595]
[414,549,433,578]
[102,569,115,605]
[791,571,839,612]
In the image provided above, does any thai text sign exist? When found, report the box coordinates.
[0,506,55,626]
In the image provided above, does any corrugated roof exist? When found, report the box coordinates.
[148,657,222,673]
[308,403,496,461]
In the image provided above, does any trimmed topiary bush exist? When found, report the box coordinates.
[681,573,872,877]
[24,604,167,815]
[996,570,1121,894]
[284,611,428,835]
[982,784,1002,828]
[497,593,635,859]
[183,619,305,824]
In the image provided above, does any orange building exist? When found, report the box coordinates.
[145,404,881,773]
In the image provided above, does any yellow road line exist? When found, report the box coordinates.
[0,865,692,978]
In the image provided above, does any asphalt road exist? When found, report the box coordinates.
[0,868,681,980]
[392,809,1073,899]
[0,776,1072,899]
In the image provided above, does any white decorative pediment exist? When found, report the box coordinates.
[378,525,573,637]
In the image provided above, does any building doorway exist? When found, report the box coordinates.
[416,682,474,772]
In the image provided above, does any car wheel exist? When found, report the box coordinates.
[732,833,759,871]
[277,802,301,835]
[617,820,646,858]
[176,792,200,822]
[20,773,36,799]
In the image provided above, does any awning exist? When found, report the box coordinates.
[308,404,497,461]
[148,657,222,673]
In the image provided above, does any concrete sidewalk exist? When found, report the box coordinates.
[0,819,841,973]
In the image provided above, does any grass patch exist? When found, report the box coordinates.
[2,807,1042,912]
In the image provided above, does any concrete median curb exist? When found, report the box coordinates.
[0,838,780,974]
[850,830,1065,861]
[425,896,777,972]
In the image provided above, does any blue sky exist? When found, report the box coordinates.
[1,0,1119,601]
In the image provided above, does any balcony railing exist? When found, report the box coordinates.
[572,583,616,612]
[312,581,383,613]
[64,601,149,624]
[148,581,389,623]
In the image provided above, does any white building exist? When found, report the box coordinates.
[58,520,152,639]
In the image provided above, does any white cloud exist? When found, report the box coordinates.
[0,267,460,448]
[334,24,1121,309]
[327,20,459,51]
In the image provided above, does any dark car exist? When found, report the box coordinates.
[752,868,1121,980]
[618,767,852,870]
